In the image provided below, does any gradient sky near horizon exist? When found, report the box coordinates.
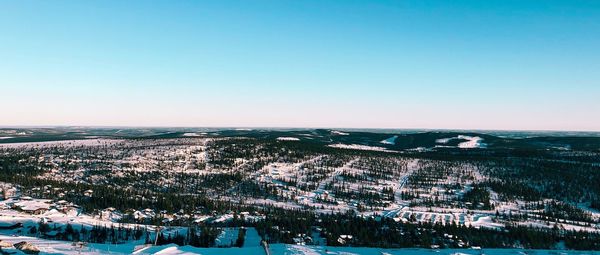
[1,1,599,131]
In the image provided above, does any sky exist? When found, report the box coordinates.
[1,1,599,131]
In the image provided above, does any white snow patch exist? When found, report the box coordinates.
[270,244,593,255]
[435,135,487,149]
[331,130,350,136]
[328,144,395,152]
[457,136,486,148]
[0,234,136,254]
[0,139,122,148]
[135,243,264,254]
[380,135,398,145]
[277,137,300,141]
[435,137,453,144]
[13,199,52,211]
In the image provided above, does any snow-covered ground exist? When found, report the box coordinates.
[457,136,486,148]
[0,139,123,148]
[276,245,600,255]
[328,144,395,152]
[1,136,599,254]
[0,235,597,255]
[0,234,138,254]
[277,137,300,141]
[0,181,597,253]
[380,136,398,145]
[331,131,349,136]
[435,135,487,149]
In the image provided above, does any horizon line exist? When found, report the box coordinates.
[1,125,599,133]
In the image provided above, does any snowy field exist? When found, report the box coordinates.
[0,234,598,255]
[328,143,396,152]
[0,138,123,148]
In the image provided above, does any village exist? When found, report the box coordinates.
[0,132,600,252]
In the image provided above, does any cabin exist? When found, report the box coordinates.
[13,198,52,215]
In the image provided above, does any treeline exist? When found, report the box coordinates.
[28,220,248,248]
[251,209,600,250]
[315,212,600,250]
[29,221,149,244]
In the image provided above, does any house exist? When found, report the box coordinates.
[14,199,52,215]
[53,201,80,214]
[0,187,17,200]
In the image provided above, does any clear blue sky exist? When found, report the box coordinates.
[1,1,599,131]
